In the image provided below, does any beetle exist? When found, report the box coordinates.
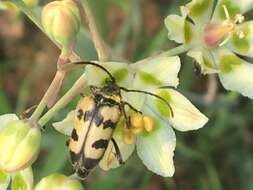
[67,61,173,179]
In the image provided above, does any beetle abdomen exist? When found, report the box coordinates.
[69,95,120,178]
[83,105,120,161]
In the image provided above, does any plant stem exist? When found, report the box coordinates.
[136,44,192,64]
[38,74,87,127]
[162,44,192,56]
[30,70,66,122]
[80,0,109,61]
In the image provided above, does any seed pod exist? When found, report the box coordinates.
[34,173,84,190]
[0,120,41,172]
[41,0,81,57]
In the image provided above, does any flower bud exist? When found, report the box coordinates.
[0,113,19,131]
[11,167,34,190]
[0,170,10,189]
[41,0,81,57]
[0,120,41,172]
[34,174,84,190]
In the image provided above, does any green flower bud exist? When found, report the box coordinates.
[41,0,81,57]
[0,114,19,131]
[34,174,84,190]
[0,120,41,172]
[11,167,34,190]
[0,170,10,189]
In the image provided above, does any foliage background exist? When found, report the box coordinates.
[1,0,253,189]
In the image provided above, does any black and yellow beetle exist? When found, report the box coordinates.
[68,62,173,179]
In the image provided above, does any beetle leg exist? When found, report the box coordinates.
[111,138,124,165]
[120,103,131,129]
[20,105,37,119]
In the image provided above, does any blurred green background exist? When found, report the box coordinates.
[1,0,253,189]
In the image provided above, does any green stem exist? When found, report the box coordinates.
[162,44,192,56]
[80,0,109,61]
[30,71,66,122]
[136,44,192,64]
[38,74,87,127]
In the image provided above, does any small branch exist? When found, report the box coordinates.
[80,0,109,61]
[30,70,66,122]
[38,74,87,127]
[162,44,192,56]
[136,44,192,64]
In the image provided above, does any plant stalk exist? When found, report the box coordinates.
[80,0,109,61]
[38,74,87,127]
[30,70,66,122]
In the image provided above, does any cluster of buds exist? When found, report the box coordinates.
[123,113,155,144]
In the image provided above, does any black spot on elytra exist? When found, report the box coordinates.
[92,139,108,149]
[94,112,104,126]
[84,111,93,122]
[71,129,78,141]
[77,109,83,120]
[103,120,116,129]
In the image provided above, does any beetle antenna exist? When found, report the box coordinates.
[120,87,174,117]
[74,61,115,82]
